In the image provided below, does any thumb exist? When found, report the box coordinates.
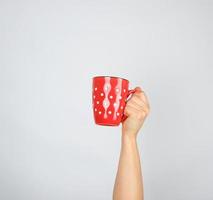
[134,86,143,93]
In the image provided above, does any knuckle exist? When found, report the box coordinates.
[145,105,150,112]
[147,107,151,114]
[144,108,149,116]
[146,105,151,113]
[146,101,150,108]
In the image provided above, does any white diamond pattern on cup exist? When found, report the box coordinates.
[103,77,111,119]
[103,100,110,107]
[93,77,126,121]
[113,78,122,120]
[104,85,110,91]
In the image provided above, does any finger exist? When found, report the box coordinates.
[134,86,143,92]
[127,100,149,114]
[134,90,150,109]
[130,95,148,108]
[123,104,136,116]
[127,88,145,104]
[124,104,140,116]
[127,101,143,112]
[124,104,147,119]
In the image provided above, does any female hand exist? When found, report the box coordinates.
[122,87,150,138]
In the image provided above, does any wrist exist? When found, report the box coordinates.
[122,128,138,138]
[121,132,137,144]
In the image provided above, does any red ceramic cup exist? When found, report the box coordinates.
[92,76,136,126]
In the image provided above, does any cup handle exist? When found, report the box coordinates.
[121,89,136,122]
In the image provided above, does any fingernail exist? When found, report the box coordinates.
[135,87,142,92]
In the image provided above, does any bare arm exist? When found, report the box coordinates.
[113,87,150,200]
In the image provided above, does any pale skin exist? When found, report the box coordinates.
[113,86,150,200]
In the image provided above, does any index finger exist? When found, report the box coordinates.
[134,88,150,108]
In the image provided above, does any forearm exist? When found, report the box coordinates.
[113,87,149,200]
[113,132,144,200]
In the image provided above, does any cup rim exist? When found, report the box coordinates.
[93,76,129,82]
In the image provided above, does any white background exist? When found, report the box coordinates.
[0,0,213,199]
